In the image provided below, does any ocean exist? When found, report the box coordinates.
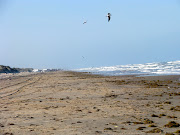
[75,61,180,76]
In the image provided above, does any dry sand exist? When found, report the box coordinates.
[0,71,180,135]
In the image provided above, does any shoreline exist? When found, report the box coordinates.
[0,71,180,135]
[1,70,180,79]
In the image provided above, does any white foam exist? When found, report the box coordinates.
[75,60,180,76]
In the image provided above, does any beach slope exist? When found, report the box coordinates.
[0,71,180,135]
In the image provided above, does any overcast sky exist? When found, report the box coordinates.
[0,0,180,69]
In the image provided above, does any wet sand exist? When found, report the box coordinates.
[0,71,180,135]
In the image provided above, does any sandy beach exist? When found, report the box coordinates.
[0,71,179,135]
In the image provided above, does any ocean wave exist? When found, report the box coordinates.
[75,60,180,76]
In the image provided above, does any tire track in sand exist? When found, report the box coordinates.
[0,76,41,99]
